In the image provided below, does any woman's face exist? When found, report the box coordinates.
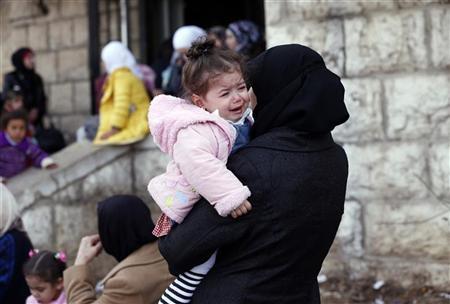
[225,29,238,51]
[23,53,35,69]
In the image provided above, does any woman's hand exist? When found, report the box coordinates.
[100,127,120,140]
[231,200,252,219]
[74,234,103,266]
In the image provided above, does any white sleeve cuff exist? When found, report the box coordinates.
[41,157,55,168]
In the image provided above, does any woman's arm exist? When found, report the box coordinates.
[2,74,15,99]
[110,73,132,130]
[64,265,143,304]
[65,235,155,304]
[64,235,102,304]
[159,200,247,275]
[63,265,98,304]
[159,153,263,275]
[34,75,47,121]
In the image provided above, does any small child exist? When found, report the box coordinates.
[23,250,67,304]
[148,39,253,304]
[0,110,56,180]
[2,89,36,137]
[2,87,25,113]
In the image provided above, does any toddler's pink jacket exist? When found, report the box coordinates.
[147,95,251,223]
[26,291,67,304]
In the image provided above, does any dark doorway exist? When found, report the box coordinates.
[138,0,265,65]
[183,0,265,32]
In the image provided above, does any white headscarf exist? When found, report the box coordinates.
[172,25,206,50]
[101,41,141,77]
[0,184,20,236]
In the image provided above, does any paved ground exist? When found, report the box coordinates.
[320,276,449,304]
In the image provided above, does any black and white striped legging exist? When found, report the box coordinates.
[159,271,205,304]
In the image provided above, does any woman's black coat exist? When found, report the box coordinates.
[2,48,47,127]
[159,44,350,303]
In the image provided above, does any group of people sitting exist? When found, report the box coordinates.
[0,48,65,182]
[1,18,350,304]
[0,20,265,180]
[83,20,266,145]
[0,184,172,304]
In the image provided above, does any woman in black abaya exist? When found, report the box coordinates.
[159,44,350,303]
[2,47,47,128]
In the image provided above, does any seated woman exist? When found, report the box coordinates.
[158,44,350,303]
[94,42,150,145]
[64,195,173,304]
[0,183,34,303]
[2,47,47,129]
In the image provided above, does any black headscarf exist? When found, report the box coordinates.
[248,44,349,138]
[97,195,157,262]
[11,47,34,73]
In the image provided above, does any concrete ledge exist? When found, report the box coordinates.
[6,135,168,276]
[8,141,132,210]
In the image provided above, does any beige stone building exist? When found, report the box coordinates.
[0,0,264,139]
[264,1,449,288]
[1,0,449,291]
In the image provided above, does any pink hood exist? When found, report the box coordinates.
[148,95,236,156]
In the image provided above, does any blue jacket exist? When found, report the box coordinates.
[0,229,33,303]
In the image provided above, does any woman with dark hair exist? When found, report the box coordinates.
[2,47,47,128]
[159,44,350,303]
[2,47,66,154]
[207,26,227,49]
[64,195,173,304]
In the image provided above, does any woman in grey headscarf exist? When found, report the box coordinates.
[0,184,34,303]
[225,20,265,60]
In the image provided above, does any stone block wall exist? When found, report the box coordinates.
[265,0,450,288]
[0,0,144,141]
[97,0,141,61]
[0,0,90,141]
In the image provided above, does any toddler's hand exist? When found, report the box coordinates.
[231,200,252,219]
